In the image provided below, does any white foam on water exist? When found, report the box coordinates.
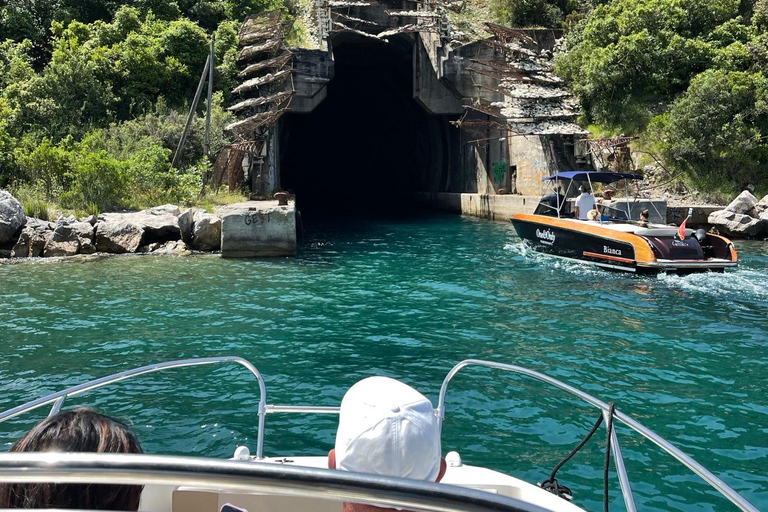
[657,269,768,304]
[503,242,608,277]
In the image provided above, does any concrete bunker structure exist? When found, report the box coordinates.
[223,5,593,220]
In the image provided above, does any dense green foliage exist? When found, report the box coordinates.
[0,0,276,212]
[557,0,767,193]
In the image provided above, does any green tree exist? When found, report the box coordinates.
[650,69,768,192]
[14,137,72,199]
[556,0,743,127]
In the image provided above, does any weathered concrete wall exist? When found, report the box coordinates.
[413,35,463,114]
[417,193,714,227]
[290,49,334,113]
[667,205,721,227]
[418,192,538,220]
[509,135,557,195]
[218,201,297,257]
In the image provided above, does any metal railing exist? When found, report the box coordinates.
[0,452,549,512]
[0,357,759,512]
[435,359,759,512]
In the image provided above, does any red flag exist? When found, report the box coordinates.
[677,218,687,240]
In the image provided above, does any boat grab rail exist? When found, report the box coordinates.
[435,359,758,512]
[0,357,758,512]
[0,357,270,460]
[0,452,552,512]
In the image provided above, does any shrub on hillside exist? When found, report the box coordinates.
[650,69,768,193]
[60,150,129,212]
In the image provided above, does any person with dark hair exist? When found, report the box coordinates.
[0,408,143,510]
[638,209,650,227]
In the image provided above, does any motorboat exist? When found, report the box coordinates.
[510,171,738,274]
[0,356,758,512]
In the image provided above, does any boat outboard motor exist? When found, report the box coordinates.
[694,228,715,257]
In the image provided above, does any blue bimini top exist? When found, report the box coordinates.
[542,171,643,183]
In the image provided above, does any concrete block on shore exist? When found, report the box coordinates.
[218,201,297,258]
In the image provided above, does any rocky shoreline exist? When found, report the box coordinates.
[708,190,768,239]
[0,191,222,260]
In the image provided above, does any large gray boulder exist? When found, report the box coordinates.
[178,208,205,243]
[725,190,758,215]
[72,221,97,254]
[43,217,96,257]
[754,194,768,218]
[99,205,180,243]
[0,191,26,243]
[708,209,768,238]
[11,218,53,258]
[95,220,144,253]
[192,211,221,251]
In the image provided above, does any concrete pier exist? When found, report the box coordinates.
[217,201,297,257]
[418,192,693,225]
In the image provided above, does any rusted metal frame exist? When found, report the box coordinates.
[225,108,288,135]
[240,24,285,45]
[239,10,283,37]
[238,53,293,78]
[385,9,441,17]
[378,22,438,37]
[232,69,293,95]
[238,39,282,61]
[328,1,373,6]
[331,21,382,39]
[464,102,505,119]
[484,23,536,45]
[227,90,295,112]
[332,11,382,26]
[230,140,267,155]
[480,39,538,58]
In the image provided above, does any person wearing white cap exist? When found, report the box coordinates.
[328,376,446,512]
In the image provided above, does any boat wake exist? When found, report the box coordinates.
[657,268,768,305]
[503,242,607,276]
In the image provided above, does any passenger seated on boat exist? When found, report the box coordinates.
[638,209,650,227]
[0,407,143,510]
[328,376,446,512]
[587,208,601,221]
[575,186,596,220]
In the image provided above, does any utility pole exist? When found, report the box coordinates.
[172,54,211,169]
[204,35,215,157]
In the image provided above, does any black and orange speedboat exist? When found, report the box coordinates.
[510,171,738,274]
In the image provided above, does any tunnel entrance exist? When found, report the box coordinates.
[279,34,457,215]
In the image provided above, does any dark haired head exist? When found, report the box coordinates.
[0,408,143,510]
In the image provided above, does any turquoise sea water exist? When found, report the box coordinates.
[0,213,765,512]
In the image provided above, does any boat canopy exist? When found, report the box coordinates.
[542,171,643,183]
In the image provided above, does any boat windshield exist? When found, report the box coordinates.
[535,171,644,221]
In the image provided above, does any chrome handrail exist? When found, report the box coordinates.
[0,453,551,512]
[435,359,758,512]
[0,357,270,459]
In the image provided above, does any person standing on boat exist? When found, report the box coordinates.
[329,376,446,512]
[575,186,596,220]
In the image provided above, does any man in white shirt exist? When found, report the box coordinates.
[574,185,595,220]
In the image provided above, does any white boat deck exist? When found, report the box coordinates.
[143,454,587,512]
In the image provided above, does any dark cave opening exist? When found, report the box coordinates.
[279,34,452,216]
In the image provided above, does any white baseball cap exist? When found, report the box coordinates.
[334,376,441,481]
